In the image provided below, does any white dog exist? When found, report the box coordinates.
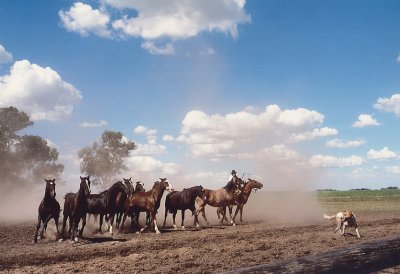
[324,210,360,238]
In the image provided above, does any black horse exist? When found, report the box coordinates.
[33,179,60,243]
[61,176,91,242]
[80,181,129,236]
[163,185,206,229]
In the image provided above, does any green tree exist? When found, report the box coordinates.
[0,106,64,188]
[78,130,136,187]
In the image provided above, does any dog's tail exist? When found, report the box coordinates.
[323,214,336,220]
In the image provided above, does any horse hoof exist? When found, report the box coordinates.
[156,230,161,234]
[74,237,79,243]
[58,238,64,242]
[173,225,177,230]
[181,226,186,230]
[32,240,37,244]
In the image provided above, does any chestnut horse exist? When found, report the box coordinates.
[119,180,146,230]
[163,185,206,230]
[125,178,173,234]
[33,179,60,243]
[217,178,263,223]
[195,180,240,227]
[61,176,91,242]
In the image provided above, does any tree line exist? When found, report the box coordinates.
[0,106,136,189]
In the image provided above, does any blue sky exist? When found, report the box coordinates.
[1,0,400,190]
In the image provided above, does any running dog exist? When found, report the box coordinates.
[324,210,361,238]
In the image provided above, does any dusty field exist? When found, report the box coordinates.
[1,211,400,273]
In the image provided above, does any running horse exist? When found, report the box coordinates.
[33,179,61,243]
[217,178,263,223]
[119,180,147,230]
[163,185,206,230]
[125,178,173,234]
[61,176,91,242]
[196,180,241,227]
[80,181,128,236]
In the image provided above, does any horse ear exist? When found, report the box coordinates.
[80,176,83,180]
[123,178,126,181]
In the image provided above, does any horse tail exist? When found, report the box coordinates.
[323,214,336,220]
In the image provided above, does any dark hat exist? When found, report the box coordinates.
[231,170,237,174]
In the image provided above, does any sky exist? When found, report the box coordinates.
[1,0,400,191]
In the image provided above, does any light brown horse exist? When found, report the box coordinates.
[195,180,241,227]
[125,178,173,234]
[217,178,263,223]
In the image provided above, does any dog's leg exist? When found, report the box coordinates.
[341,222,346,236]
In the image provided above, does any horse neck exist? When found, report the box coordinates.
[240,182,255,200]
[151,183,165,201]
[77,184,87,203]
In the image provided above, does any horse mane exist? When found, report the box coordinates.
[64,192,75,199]
[223,181,237,192]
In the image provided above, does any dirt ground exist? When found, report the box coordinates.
[1,211,400,273]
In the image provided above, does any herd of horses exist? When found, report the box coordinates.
[33,175,263,243]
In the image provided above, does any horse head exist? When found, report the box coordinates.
[79,176,91,196]
[45,178,56,198]
[135,181,145,192]
[196,185,207,202]
[159,178,174,192]
[248,179,263,192]
[123,178,135,195]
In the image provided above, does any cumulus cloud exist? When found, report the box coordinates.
[352,114,380,128]
[309,155,364,168]
[163,134,175,142]
[79,120,108,128]
[367,147,397,160]
[60,0,250,54]
[325,138,366,148]
[259,145,302,162]
[199,47,215,56]
[289,127,338,142]
[0,44,13,64]
[141,41,174,55]
[0,60,81,121]
[374,93,400,117]
[176,104,328,159]
[134,125,157,136]
[59,2,111,38]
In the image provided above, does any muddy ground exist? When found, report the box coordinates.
[1,211,400,273]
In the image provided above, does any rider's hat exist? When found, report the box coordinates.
[231,170,237,175]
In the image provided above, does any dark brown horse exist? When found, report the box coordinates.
[33,179,60,243]
[119,180,146,230]
[163,185,206,230]
[196,180,241,227]
[61,176,91,242]
[217,178,263,223]
[80,181,128,236]
[125,178,173,234]
[114,178,137,228]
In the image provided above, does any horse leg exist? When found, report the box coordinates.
[54,215,60,240]
[71,217,78,242]
[163,207,168,228]
[79,215,86,238]
[33,215,41,243]
[232,205,240,223]
[219,207,226,225]
[198,206,210,226]
[109,214,114,236]
[99,214,104,234]
[61,214,68,240]
[42,215,52,238]
[181,210,186,230]
[229,206,236,226]
[152,211,161,234]
[139,211,149,233]
[239,205,244,223]
[192,209,200,229]
[121,213,127,230]
[172,212,177,229]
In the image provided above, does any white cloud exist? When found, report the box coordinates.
[132,143,167,156]
[290,127,338,142]
[59,2,111,38]
[352,114,380,128]
[397,53,400,63]
[0,60,81,121]
[163,134,175,142]
[325,138,366,148]
[141,41,174,55]
[0,44,13,64]
[367,147,397,160]
[309,155,364,168]
[386,166,400,174]
[60,1,250,54]
[259,145,302,162]
[199,47,215,56]
[79,120,108,128]
[374,93,400,117]
[134,125,157,136]
[109,0,250,40]
[176,104,328,158]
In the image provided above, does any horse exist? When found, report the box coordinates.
[125,178,173,234]
[217,178,263,223]
[119,180,146,230]
[33,179,61,243]
[114,178,140,228]
[61,176,91,242]
[195,180,241,227]
[163,185,206,230]
[80,181,128,236]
